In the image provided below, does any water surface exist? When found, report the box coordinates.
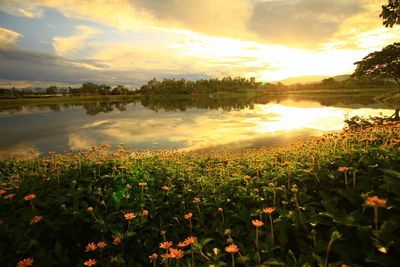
[0,94,394,154]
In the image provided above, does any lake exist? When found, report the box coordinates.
[0,94,395,154]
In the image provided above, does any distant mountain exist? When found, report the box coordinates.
[331,74,351,81]
[273,74,351,85]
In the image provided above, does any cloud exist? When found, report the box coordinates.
[1,0,395,50]
[127,0,253,37]
[52,25,102,56]
[0,27,22,47]
[0,1,44,18]
[248,0,365,48]
[0,45,209,87]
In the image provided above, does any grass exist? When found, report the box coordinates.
[1,118,400,266]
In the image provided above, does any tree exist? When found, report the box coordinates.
[46,85,58,95]
[112,85,129,95]
[353,42,400,90]
[380,0,400,27]
[81,83,99,95]
[98,84,111,95]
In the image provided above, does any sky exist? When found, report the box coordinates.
[0,0,399,88]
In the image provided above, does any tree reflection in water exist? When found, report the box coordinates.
[0,93,396,116]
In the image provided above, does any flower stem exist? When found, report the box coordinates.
[255,227,260,263]
[269,214,274,242]
[374,207,379,237]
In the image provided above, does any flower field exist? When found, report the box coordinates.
[1,119,400,266]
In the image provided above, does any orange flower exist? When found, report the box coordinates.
[193,197,201,203]
[184,213,193,219]
[95,161,103,165]
[124,213,136,220]
[149,253,158,263]
[30,215,43,224]
[85,242,97,252]
[184,236,197,245]
[252,219,264,227]
[0,189,5,194]
[218,207,223,212]
[97,241,107,248]
[17,258,34,267]
[159,241,173,249]
[24,194,36,201]
[338,167,349,172]
[142,209,149,216]
[83,259,97,266]
[138,182,147,186]
[169,248,185,259]
[263,207,275,214]
[3,193,15,199]
[225,244,239,253]
[87,207,93,212]
[365,196,387,207]
[177,241,189,247]
[161,186,170,190]
[113,237,122,245]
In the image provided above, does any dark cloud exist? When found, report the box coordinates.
[0,47,209,87]
[248,0,365,48]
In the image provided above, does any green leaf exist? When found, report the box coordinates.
[54,241,63,260]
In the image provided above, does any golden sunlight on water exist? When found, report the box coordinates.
[0,99,395,153]
[252,103,390,133]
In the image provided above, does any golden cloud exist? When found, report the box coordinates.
[52,25,102,56]
[0,27,22,47]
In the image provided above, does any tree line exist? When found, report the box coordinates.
[261,77,396,92]
[0,83,133,98]
[0,75,397,98]
[138,76,258,94]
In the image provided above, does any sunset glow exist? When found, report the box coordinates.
[1,0,399,87]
